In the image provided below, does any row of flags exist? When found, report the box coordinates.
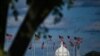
[28,35,82,50]
[5,33,82,50]
[5,33,82,56]
[59,35,82,49]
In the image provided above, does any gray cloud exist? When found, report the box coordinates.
[73,0,100,7]
[82,21,100,32]
[41,15,69,29]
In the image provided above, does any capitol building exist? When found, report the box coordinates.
[55,42,70,56]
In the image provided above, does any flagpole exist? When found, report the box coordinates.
[72,46,74,56]
[43,42,44,56]
[75,45,77,56]
[43,48,45,56]
[77,48,80,56]
[47,40,48,56]
[34,43,35,56]
[32,43,34,56]
[53,42,55,56]
[69,45,73,56]
[77,45,80,56]
[32,42,33,56]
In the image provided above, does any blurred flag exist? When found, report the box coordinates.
[67,36,74,47]
[6,33,13,40]
[63,41,67,48]
[43,35,47,39]
[37,32,41,37]
[48,35,52,41]
[41,42,45,49]
[59,35,64,41]
[34,34,40,41]
[29,43,33,49]
[74,37,82,49]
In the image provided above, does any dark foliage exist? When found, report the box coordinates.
[85,51,100,56]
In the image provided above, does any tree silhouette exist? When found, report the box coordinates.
[0,0,74,56]
[0,0,11,56]
[85,51,100,56]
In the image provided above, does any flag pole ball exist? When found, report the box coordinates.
[55,41,70,56]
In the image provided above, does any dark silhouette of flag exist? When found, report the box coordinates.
[59,35,64,41]
[48,35,52,41]
[67,36,74,47]
[41,42,45,49]
[29,46,32,49]
[63,41,67,48]
[34,34,40,40]
[6,33,13,40]
[43,35,47,39]
[74,37,82,49]
[29,43,33,49]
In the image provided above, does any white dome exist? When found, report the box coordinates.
[55,42,70,56]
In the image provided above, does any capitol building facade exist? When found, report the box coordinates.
[55,42,70,56]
